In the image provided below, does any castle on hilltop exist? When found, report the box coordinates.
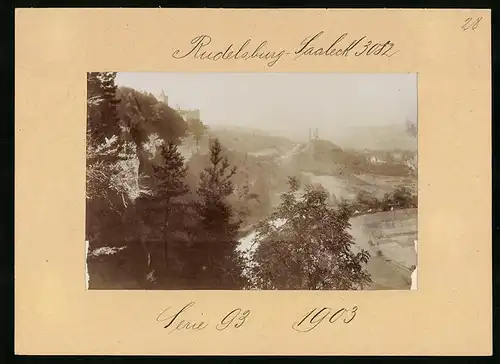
[157,89,201,123]
[308,127,319,142]
[308,127,343,153]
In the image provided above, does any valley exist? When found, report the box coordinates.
[210,125,418,290]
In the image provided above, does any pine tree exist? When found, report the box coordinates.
[136,141,190,286]
[188,138,246,289]
[87,72,122,144]
[98,72,121,140]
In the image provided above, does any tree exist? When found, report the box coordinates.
[251,175,271,214]
[117,87,187,148]
[380,192,393,211]
[355,190,379,211]
[86,79,196,289]
[186,138,246,289]
[135,141,190,287]
[248,177,372,290]
[411,193,418,207]
[87,72,122,144]
[86,72,137,231]
[115,87,189,194]
[86,77,149,250]
[86,75,155,288]
[188,118,207,153]
[230,155,253,226]
[392,186,413,208]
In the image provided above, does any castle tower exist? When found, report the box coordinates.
[159,89,168,105]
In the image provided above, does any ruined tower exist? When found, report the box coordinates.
[159,89,168,105]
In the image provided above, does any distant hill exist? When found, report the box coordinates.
[208,126,296,154]
[334,124,417,151]
[286,137,415,178]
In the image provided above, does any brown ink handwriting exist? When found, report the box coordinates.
[156,302,251,333]
[292,306,358,332]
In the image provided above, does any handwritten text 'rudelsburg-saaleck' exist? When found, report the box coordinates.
[172,32,399,67]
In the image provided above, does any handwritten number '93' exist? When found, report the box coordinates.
[462,17,482,31]
[216,308,250,331]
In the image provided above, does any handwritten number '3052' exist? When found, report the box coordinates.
[462,17,482,31]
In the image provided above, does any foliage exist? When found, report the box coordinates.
[350,186,417,214]
[87,72,122,144]
[134,141,191,286]
[86,74,191,288]
[379,186,416,211]
[85,76,406,292]
[116,87,187,147]
[248,177,372,290]
[392,186,414,208]
[182,138,247,289]
[187,118,207,152]
[354,190,380,211]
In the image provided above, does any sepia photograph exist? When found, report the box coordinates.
[86,72,418,291]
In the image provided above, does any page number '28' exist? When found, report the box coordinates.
[462,17,482,31]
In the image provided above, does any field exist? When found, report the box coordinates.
[349,208,417,289]
[302,171,417,202]
[355,173,418,196]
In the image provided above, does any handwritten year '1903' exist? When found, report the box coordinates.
[156,302,250,334]
[292,306,358,332]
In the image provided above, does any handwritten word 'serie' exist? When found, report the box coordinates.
[156,302,250,334]
[292,306,358,332]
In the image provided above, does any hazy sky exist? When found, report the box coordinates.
[115,72,417,141]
